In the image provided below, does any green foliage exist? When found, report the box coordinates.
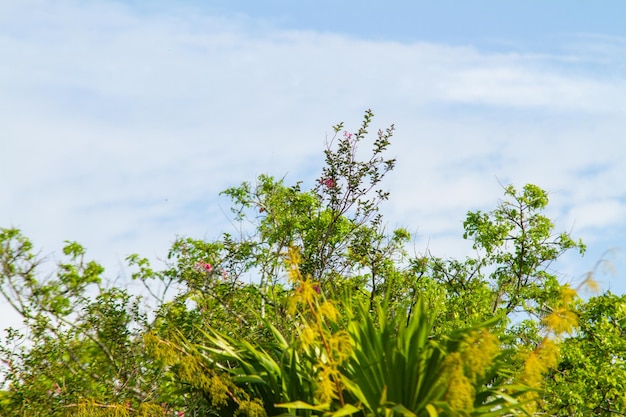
[463,184,585,316]
[158,251,530,417]
[0,230,167,416]
[219,109,403,292]
[341,299,531,417]
[544,292,626,416]
[0,110,618,417]
[425,184,586,345]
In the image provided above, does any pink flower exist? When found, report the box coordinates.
[320,178,335,188]
[343,131,353,139]
[47,382,61,396]
[196,262,213,273]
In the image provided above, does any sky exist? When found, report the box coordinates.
[1,1,626,316]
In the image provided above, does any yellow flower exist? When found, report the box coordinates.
[520,338,561,389]
[288,279,319,314]
[300,279,319,305]
[538,338,560,370]
[318,301,338,323]
[442,353,475,411]
[328,330,353,362]
[583,273,600,293]
[300,325,317,347]
[543,307,578,336]
[286,246,303,285]
[461,330,500,383]
[521,350,545,388]
[315,365,338,404]
[559,284,578,305]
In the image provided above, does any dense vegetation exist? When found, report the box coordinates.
[1,111,624,416]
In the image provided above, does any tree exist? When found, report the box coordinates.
[0,110,610,416]
[141,111,562,416]
[149,247,532,417]
[0,230,168,416]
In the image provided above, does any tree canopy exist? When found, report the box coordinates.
[0,110,623,416]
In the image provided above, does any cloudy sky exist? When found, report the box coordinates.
[1,1,625,306]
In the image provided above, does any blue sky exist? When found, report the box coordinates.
[1,0,625,310]
[201,1,626,47]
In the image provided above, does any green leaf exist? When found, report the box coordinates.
[329,404,361,417]
[275,400,330,411]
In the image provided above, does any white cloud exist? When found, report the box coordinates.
[0,1,625,301]
[567,200,626,231]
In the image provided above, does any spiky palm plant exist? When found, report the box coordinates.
[339,298,532,417]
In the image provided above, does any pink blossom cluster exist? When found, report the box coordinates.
[320,177,335,189]
[195,261,229,280]
[47,382,62,396]
[197,261,213,273]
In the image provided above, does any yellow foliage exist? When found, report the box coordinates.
[516,280,579,412]
[147,332,234,409]
[543,307,578,336]
[319,301,339,323]
[520,338,560,388]
[316,365,339,404]
[442,353,475,412]
[236,399,267,417]
[518,337,563,413]
[284,245,348,407]
[541,284,580,337]
[328,330,353,362]
[136,403,166,417]
[143,332,178,365]
[538,338,560,370]
[300,325,318,347]
[583,273,600,293]
[207,374,230,407]
[521,350,545,389]
[288,278,319,314]
[71,401,166,417]
[461,330,500,383]
[286,246,303,285]
[559,284,578,305]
